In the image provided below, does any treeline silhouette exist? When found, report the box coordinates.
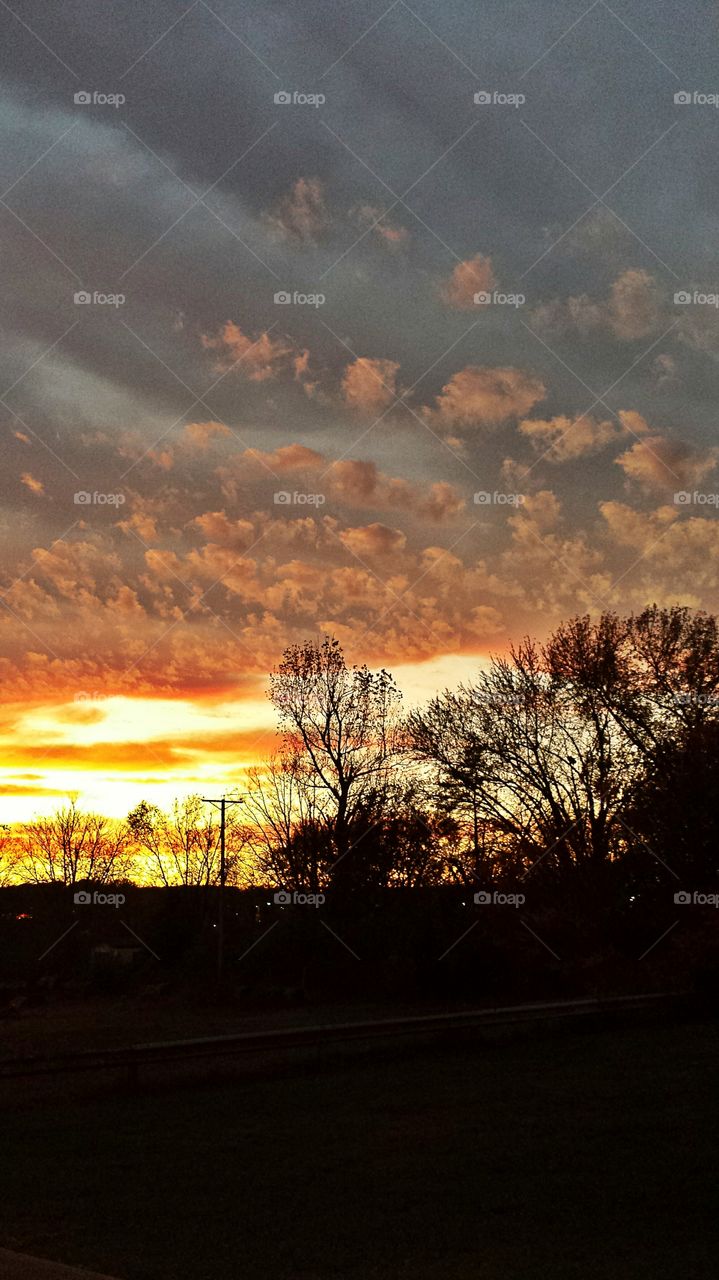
[5,605,719,896]
[3,605,719,1004]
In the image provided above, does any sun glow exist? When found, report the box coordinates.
[0,654,491,822]
[0,695,275,821]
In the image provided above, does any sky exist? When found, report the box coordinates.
[2,0,719,818]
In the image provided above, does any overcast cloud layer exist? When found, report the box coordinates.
[2,0,719,812]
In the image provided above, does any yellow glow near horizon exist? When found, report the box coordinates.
[1,695,275,822]
[0,652,489,822]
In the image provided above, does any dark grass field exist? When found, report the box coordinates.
[1,1020,718,1280]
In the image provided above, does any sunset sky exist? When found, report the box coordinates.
[2,0,719,818]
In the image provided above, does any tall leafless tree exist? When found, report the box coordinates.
[268,637,403,876]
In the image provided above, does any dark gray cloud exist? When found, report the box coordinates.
[2,0,719,693]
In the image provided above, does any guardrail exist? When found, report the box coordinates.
[0,991,684,1087]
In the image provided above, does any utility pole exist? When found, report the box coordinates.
[200,796,243,983]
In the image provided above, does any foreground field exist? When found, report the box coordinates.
[1,1021,717,1279]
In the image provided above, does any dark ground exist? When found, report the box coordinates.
[0,992,423,1059]
[1,1018,718,1280]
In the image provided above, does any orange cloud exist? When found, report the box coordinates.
[427,365,545,430]
[609,268,663,340]
[21,473,44,495]
[201,322,296,380]
[214,444,465,524]
[519,413,621,462]
[440,254,496,309]
[341,357,400,414]
[189,512,255,548]
[600,501,679,552]
[533,269,663,341]
[119,512,159,542]
[29,540,121,597]
[616,436,719,492]
[326,459,465,521]
[616,410,651,438]
[419,482,466,521]
[266,177,330,243]
[352,205,409,248]
[339,523,407,559]
[243,443,324,476]
[183,421,232,450]
[1,731,271,772]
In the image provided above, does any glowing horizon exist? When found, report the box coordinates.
[0,651,492,820]
[3,3,717,824]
